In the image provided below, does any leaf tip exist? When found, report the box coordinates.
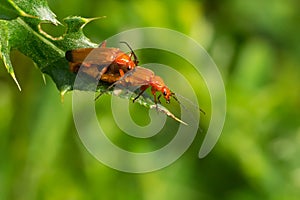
[10,72,22,91]
[150,104,188,125]
[63,16,106,33]
[84,16,106,24]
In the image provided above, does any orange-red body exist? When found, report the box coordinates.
[96,66,205,115]
[113,66,174,104]
[65,41,138,82]
[119,67,205,114]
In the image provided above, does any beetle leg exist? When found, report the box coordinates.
[133,85,149,103]
[151,87,158,103]
[157,94,162,104]
[119,69,125,77]
[153,93,161,110]
[150,87,160,109]
[93,65,108,80]
[133,89,146,103]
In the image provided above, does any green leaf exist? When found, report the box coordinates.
[0,0,35,20]
[0,0,186,124]
[0,0,95,92]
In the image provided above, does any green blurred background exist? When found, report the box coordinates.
[1,0,300,199]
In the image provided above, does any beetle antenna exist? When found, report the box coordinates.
[171,92,205,115]
[95,81,117,101]
[120,41,139,65]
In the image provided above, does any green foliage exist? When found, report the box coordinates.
[1,0,300,200]
[0,0,96,92]
[0,0,181,122]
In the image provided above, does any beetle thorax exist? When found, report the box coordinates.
[150,76,165,90]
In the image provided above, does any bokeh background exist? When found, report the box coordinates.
[1,0,300,199]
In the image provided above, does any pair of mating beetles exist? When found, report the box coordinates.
[65,41,177,105]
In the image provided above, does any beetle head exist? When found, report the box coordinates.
[162,87,173,103]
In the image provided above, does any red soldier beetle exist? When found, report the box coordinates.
[65,41,138,81]
[97,66,206,115]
